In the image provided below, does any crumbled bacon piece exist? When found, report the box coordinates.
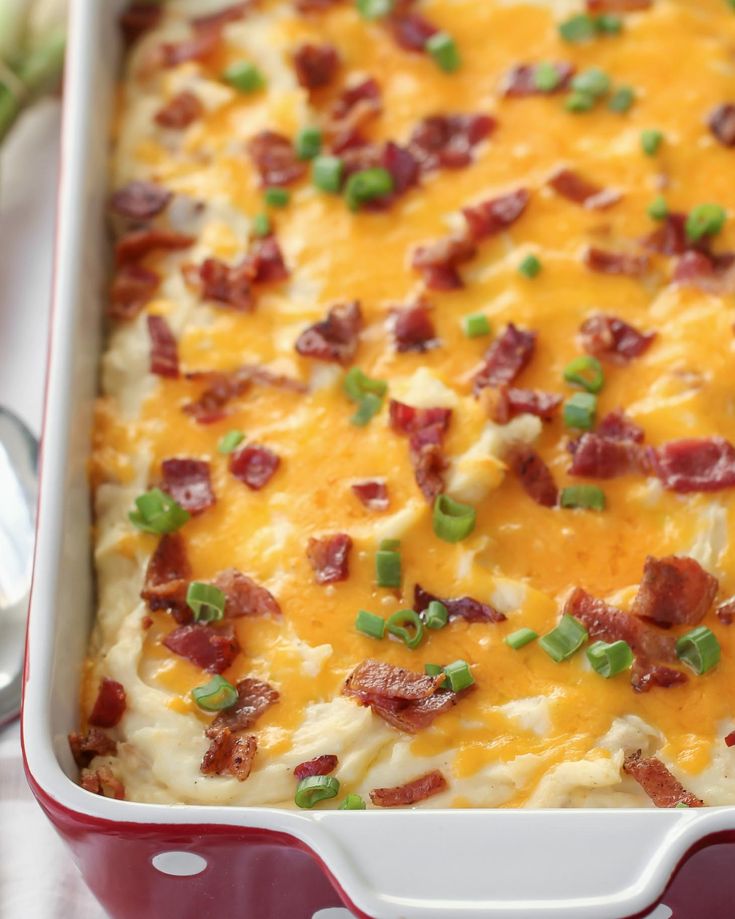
[213,568,282,618]
[584,247,650,278]
[502,62,575,97]
[109,264,160,320]
[80,766,125,799]
[631,660,688,694]
[369,690,463,733]
[644,212,690,256]
[623,751,703,808]
[141,533,192,622]
[579,314,655,365]
[568,433,644,479]
[412,445,446,501]
[196,258,255,312]
[586,0,652,9]
[463,189,530,241]
[89,679,127,729]
[725,731,735,747]
[331,77,381,121]
[632,555,718,626]
[473,324,537,394]
[708,103,735,148]
[673,250,735,295]
[548,168,621,210]
[147,315,179,379]
[596,410,645,443]
[208,678,279,734]
[383,141,420,195]
[191,2,251,30]
[649,438,735,493]
[229,444,281,490]
[159,28,222,69]
[389,401,452,500]
[414,584,506,623]
[183,366,305,424]
[155,91,204,129]
[293,43,339,89]
[110,181,171,221]
[161,458,215,514]
[344,659,442,702]
[507,446,558,507]
[68,728,117,769]
[389,403,452,438]
[295,300,363,364]
[391,302,438,352]
[163,623,240,673]
[491,386,562,424]
[370,770,448,807]
[295,0,342,8]
[248,131,306,187]
[389,9,438,52]
[116,228,194,266]
[294,755,338,780]
[327,78,382,151]
[201,729,257,781]
[249,236,290,283]
[717,598,735,625]
[352,480,389,511]
[412,234,477,290]
[307,533,353,584]
[119,3,162,45]
[409,114,496,172]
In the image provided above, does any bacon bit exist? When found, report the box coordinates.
[119,3,162,44]
[293,43,339,90]
[412,445,446,501]
[463,189,530,242]
[328,78,382,152]
[109,264,160,320]
[163,623,240,673]
[491,386,562,424]
[383,140,420,195]
[141,533,192,622]
[89,679,127,729]
[295,0,343,9]
[586,0,652,9]
[389,403,451,438]
[183,365,305,424]
[389,401,452,500]
[68,728,117,769]
[161,458,215,515]
[391,302,438,352]
[229,444,281,490]
[249,236,290,283]
[409,114,496,172]
[389,9,438,52]
[115,228,194,266]
[584,247,651,278]
[212,568,281,618]
[650,438,735,493]
[142,615,153,629]
[159,28,222,69]
[708,103,735,148]
[623,751,703,808]
[248,131,306,187]
[412,234,477,290]
[502,62,575,97]
[644,212,691,256]
[370,770,448,807]
[568,433,644,479]
[191,2,251,30]
[725,731,735,747]
[631,660,688,694]
[548,168,622,210]
[369,690,463,733]
[473,324,537,394]
[294,755,338,780]
[208,678,279,734]
[201,729,257,781]
[147,315,179,379]
[632,555,718,626]
[295,300,363,364]
[155,91,204,129]
[80,766,125,800]
[673,250,735,295]
[352,479,389,511]
[507,446,558,508]
[307,533,353,584]
[331,77,381,121]
[596,410,645,443]
[579,314,655,365]
[344,658,442,702]
[414,584,506,624]
[110,181,172,221]
[717,598,735,625]
[196,258,254,312]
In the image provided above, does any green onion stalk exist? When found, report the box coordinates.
[0,0,68,144]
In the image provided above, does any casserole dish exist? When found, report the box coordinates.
[21,0,735,916]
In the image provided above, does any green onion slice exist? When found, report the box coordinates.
[518,253,542,277]
[379,538,400,550]
[187,581,227,622]
[462,313,491,338]
[586,639,634,678]
[565,91,596,113]
[251,212,271,238]
[559,14,597,43]
[443,659,475,692]
[505,628,538,650]
[129,488,190,534]
[563,355,604,394]
[641,129,663,156]
[424,663,445,678]
[433,494,477,543]
[425,32,461,73]
[265,187,290,208]
[539,614,588,662]
[351,393,383,427]
[339,793,367,809]
[686,203,726,242]
[676,626,721,675]
[376,549,401,588]
[386,609,424,649]
[425,600,449,630]
[344,167,394,211]
[223,61,265,93]
[534,61,561,92]
[296,126,322,160]
[295,775,340,809]
[191,675,238,712]
[356,609,385,640]
[563,392,597,430]
[356,0,393,19]
[218,429,245,454]
[608,85,635,113]
[343,367,388,402]
[648,195,668,221]
[571,68,610,99]
[595,13,622,33]
[560,485,606,511]
[312,155,344,193]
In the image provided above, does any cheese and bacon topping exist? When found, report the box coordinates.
[75,0,735,809]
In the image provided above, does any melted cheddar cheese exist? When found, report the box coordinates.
[85,0,735,809]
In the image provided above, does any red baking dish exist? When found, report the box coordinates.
[20,1,735,917]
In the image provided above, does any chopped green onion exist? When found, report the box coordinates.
[376,549,401,588]
[351,393,383,426]
[343,367,388,402]
[223,61,265,93]
[187,581,226,623]
[191,675,238,712]
[312,155,344,193]
[608,85,635,113]
[462,313,491,338]
[563,392,597,430]
[432,494,477,543]
[379,538,400,550]
[344,167,394,211]
[295,775,340,809]
[571,68,610,99]
[560,485,606,511]
[559,13,597,43]
[218,429,245,454]
[443,659,475,692]
[595,13,622,33]
[641,128,663,156]
[518,253,542,278]
[129,488,190,535]
[676,626,721,675]
[686,203,726,242]
[425,600,449,630]
[264,187,290,208]
[295,126,323,161]
[356,609,385,639]
[424,663,445,677]
[386,609,424,649]
[534,61,562,92]
[505,628,538,650]
[339,793,367,809]
[356,0,393,19]
[251,212,271,238]
[565,91,596,113]
[648,195,668,220]
[563,355,604,394]
[426,32,461,73]
[586,639,634,678]
[675,802,690,809]
[539,614,588,663]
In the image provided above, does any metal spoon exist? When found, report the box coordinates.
[0,406,38,727]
